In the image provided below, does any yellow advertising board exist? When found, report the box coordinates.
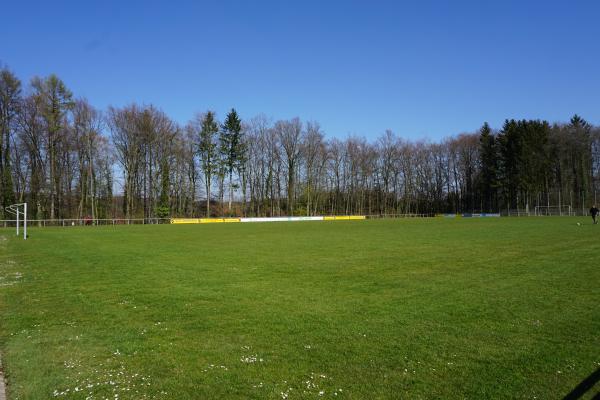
[323,216,365,221]
[170,218,200,224]
[172,216,363,224]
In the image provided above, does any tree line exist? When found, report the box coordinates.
[1,67,599,220]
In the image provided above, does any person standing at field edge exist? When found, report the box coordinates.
[590,205,599,224]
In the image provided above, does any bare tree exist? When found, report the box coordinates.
[108,105,142,218]
[72,99,104,219]
[276,118,302,215]
[301,122,326,216]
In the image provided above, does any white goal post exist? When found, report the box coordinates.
[5,203,27,240]
[534,205,572,216]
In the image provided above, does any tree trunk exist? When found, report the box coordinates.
[206,176,211,218]
[228,170,233,214]
[287,162,294,215]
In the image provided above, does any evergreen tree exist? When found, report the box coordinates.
[497,119,551,212]
[31,74,74,219]
[0,68,21,216]
[220,108,243,214]
[520,120,551,212]
[156,158,170,218]
[478,122,497,212]
[198,111,219,217]
[497,119,520,210]
[568,114,592,210]
[570,114,589,130]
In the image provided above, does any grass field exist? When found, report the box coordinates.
[0,218,599,399]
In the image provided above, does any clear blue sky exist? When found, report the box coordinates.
[2,0,599,140]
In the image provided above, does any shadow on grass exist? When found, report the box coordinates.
[562,367,600,399]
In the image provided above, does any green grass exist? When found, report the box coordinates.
[0,218,599,399]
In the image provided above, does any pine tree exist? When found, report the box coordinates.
[0,68,21,217]
[520,120,551,213]
[478,122,497,212]
[198,112,219,217]
[156,158,170,218]
[221,108,243,214]
[568,114,592,211]
[497,119,520,210]
[31,74,74,219]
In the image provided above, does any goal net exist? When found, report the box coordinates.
[534,205,572,216]
[4,203,27,240]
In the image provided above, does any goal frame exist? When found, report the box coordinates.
[534,205,572,216]
[5,203,27,240]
